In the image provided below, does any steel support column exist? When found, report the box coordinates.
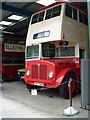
[88,0,90,58]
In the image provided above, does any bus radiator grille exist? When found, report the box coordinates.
[32,65,38,79]
[32,64,47,80]
[40,65,47,80]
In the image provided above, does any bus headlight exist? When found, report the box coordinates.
[26,70,30,76]
[18,72,20,75]
[48,71,54,79]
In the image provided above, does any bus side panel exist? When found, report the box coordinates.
[61,15,88,58]
[3,64,24,80]
[2,43,25,80]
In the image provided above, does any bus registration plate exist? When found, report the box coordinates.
[34,82,44,86]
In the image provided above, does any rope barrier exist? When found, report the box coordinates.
[0,78,81,91]
[72,79,81,84]
[0,80,47,91]
[1,77,80,116]
[0,79,81,111]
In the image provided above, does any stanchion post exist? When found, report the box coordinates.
[64,77,79,116]
[69,78,72,107]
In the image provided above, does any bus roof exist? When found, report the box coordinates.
[34,2,87,15]
[35,2,63,14]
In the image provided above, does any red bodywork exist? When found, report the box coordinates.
[35,2,87,15]
[2,63,24,80]
[2,44,25,80]
[24,57,80,89]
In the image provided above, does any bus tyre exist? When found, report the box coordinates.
[59,74,76,99]
[26,83,33,91]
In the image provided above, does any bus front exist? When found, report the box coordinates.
[24,2,89,99]
[25,40,64,88]
[24,3,65,89]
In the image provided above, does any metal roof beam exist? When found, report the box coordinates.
[0,3,33,17]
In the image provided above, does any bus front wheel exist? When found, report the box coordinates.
[26,83,32,91]
[59,74,76,99]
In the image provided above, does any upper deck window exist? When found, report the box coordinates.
[45,5,61,20]
[83,14,88,25]
[65,5,72,18]
[79,11,88,25]
[79,11,83,23]
[31,5,61,24]
[65,4,87,25]
[73,7,77,20]
[65,5,77,20]
[31,11,45,24]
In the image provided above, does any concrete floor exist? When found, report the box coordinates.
[0,81,89,118]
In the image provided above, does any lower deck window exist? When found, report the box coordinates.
[42,43,55,58]
[2,56,24,64]
[56,47,75,57]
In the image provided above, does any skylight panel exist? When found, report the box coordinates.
[0,26,4,30]
[37,0,56,6]
[0,21,12,26]
[8,15,24,21]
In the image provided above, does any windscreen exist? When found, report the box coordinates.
[26,45,39,59]
[42,43,55,58]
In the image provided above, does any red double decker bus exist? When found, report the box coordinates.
[1,42,25,81]
[24,2,88,98]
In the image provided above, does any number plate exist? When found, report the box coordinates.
[34,82,44,86]
[21,76,24,79]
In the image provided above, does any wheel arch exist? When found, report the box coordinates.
[56,68,77,85]
[58,70,77,99]
[63,71,76,80]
